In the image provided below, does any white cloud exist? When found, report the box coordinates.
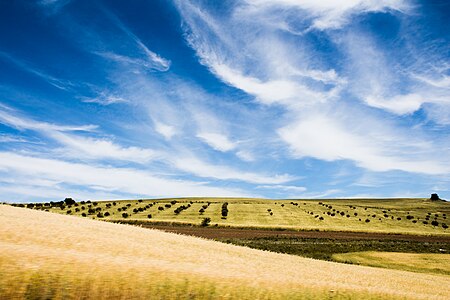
[257,184,307,192]
[154,121,176,140]
[81,93,128,105]
[244,0,410,30]
[171,155,295,184]
[278,113,449,174]
[0,152,251,200]
[0,107,97,132]
[49,132,157,163]
[364,93,425,115]
[196,132,236,152]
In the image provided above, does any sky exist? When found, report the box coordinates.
[0,0,449,202]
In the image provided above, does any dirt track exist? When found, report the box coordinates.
[143,224,450,242]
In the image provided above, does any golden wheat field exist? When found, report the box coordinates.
[1,205,449,299]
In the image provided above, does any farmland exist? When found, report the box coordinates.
[17,197,450,235]
[1,204,450,299]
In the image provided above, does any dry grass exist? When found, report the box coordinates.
[41,198,450,236]
[332,251,450,276]
[1,205,450,299]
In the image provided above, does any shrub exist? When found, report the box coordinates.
[397,217,401,221]
[222,202,229,218]
[423,221,428,224]
[406,215,414,220]
[147,214,152,219]
[81,206,85,210]
[199,208,205,214]
[281,204,284,207]
[104,212,110,217]
[122,213,129,218]
[75,208,80,212]
[138,207,144,212]
[66,210,72,214]
[81,213,87,217]
[64,198,76,205]
[365,219,370,223]
[60,205,65,210]
[26,203,35,209]
[158,206,164,211]
[270,212,273,216]
[113,202,116,206]
[170,200,177,205]
[88,208,95,214]
[95,207,101,212]
[118,208,122,212]
[126,204,131,207]
[340,212,345,216]
[319,217,324,220]
[93,202,98,206]
[97,212,104,218]
[138,199,143,203]
[201,217,211,227]
[442,223,448,229]
[165,204,172,208]
[431,220,439,226]
[412,220,417,223]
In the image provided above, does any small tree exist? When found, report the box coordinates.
[201,217,211,227]
[64,198,76,205]
[430,193,440,201]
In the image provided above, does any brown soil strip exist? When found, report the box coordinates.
[141,224,450,242]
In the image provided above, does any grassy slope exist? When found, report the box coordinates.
[332,252,450,276]
[1,205,450,300]
[40,197,450,235]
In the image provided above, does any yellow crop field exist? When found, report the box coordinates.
[1,205,449,299]
[26,197,450,236]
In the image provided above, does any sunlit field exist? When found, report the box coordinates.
[332,251,450,276]
[18,197,449,235]
[1,205,449,299]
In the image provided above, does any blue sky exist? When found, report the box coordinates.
[1,0,449,202]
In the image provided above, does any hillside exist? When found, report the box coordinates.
[1,205,449,299]
[22,197,450,235]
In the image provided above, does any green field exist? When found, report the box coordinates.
[332,251,450,275]
[15,197,450,235]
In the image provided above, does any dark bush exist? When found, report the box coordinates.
[147,214,152,219]
[158,206,164,211]
[423,221,428,224]
[430,193,440,201]
[64,198,76,205]
[138,199,143,203]
[122,213,129,218]
[170,200,177,205]
[81,213,87,217]
[88,208,95,214]
[165,204,172,208]
[66,210,72,214]
[340,212,345,216]
[270,212,273,216]
[133,208,138,213]
[95,207,101,212]
[113,202,116,206]
[201,217,211,227]
[319,217,324,220]
[397,217,401,221]
[26,203,35,209]
[75,208,80,212]
[431,220,439,226]
[442,223,448,229]
[60,205,65,210]
[412,220,417,223]
[93,202,98,206]
[199,208,205,214]
[406,215,414,220]
[81,206,85,210]
[354,213,358,216]
[104,212,110,217]
[126,204,131,207]
[138,207,144,212]
[222,202,229,218]
[365,219,370,223]
[97,212,104,218]
[281,204,284,207]
[118,208,122,212]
